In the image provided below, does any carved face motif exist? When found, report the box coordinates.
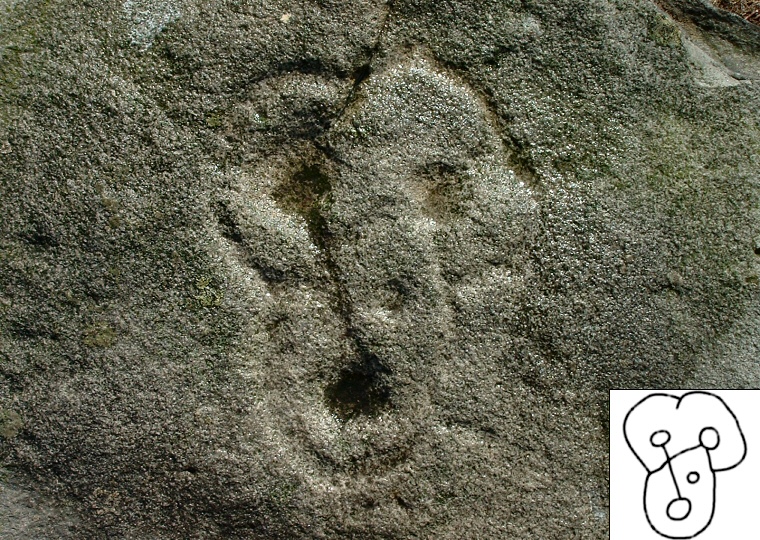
[215,54,538,502]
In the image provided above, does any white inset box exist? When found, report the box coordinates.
[610,390,759,540]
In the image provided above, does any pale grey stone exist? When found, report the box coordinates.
[0,0,758,538]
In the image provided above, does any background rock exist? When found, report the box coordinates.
[0,0,758,538]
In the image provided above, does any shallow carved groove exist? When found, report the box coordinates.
[213,200,244,244]
[272,163,332,251]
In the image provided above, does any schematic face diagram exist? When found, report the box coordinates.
[623,392,747,539]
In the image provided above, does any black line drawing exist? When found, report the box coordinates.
[623,392,747,539]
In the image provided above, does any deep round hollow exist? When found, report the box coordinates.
[324,357,392,421]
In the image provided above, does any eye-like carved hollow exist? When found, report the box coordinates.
[272,163,332,251]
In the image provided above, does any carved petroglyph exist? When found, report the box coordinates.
[212,51,537,476]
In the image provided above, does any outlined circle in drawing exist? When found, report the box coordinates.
[666,498,691,521]
[651,430,672,447]
[623,391,746,539]
[699,427,720,450]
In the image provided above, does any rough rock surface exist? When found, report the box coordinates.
[0,0,759,538]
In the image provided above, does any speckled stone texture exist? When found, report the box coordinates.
[1,0,759,538]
